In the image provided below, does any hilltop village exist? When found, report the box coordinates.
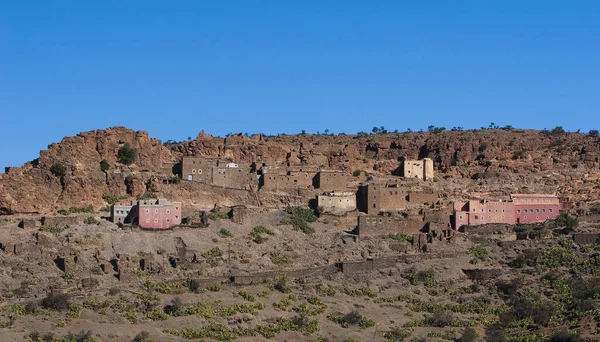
[1,127,600,342]
[110,154,563,240]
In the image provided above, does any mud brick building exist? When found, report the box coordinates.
[315,170,349,191]
[260,169,316,192]
[210,165,256,189]
[132,198,182,229]
[401,158,434,180]
[358,183,408,214]
[181,156,221,182]
[317,191,356,213]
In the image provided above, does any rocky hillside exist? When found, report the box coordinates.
[1,126,599,214]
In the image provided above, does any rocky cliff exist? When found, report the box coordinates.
[2,126,599,214]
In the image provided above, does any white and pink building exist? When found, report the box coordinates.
[132,198,182,229]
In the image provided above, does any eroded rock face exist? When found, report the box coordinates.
[1,127,600,214]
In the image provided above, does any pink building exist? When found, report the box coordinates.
[453,199,515,228]
[453,194,559,228]
[132,199,182,229]
[512,194,559,224]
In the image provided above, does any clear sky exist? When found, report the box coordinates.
[1,1,599,170]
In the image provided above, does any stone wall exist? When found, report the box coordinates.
[41,216,82,228]
[357,215,424,236]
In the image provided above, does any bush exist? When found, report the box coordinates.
[384,328,411,341]
[50,163,66,177]
[208,212,228,221]
[551,126,566,134]
[186,278,200,293]
[250,225,274,244]
[328,310,376,329]
[133,331,152,342]
[555,213,578,229]
[219,228,233,237]
[163,297,184,316]
[589,130,599,137]
[458,327,478,342]
[272,276,291,293]
[478,142,488,153]
[352,170,362,177]
[117,143,137,164]
[100,159,110,172]
[281,206,317,234]
[406,268,435,287]
[513,149,528,159]
[41,293,70,311]
[169,176,180,184]
[84,216,97,225]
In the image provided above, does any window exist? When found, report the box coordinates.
[145,218,150,223]
[166,210,170,214]
[472,208,476,212]
[524,216,527,219]
[175,216,179,219]
[517,210,521,214]
[495,209,498,213]
[488,209,492,213]
[542,209,546,213]
[546,216,549,219]
[536,216,539,219]
[502,215,505,219]
[175,207,179,211]
[502,209,505,213]
[536,209,540,213]
[154,219,158,222]
[459,216,463,220]
[549,209,553,213]
[166,219,169,222]
[192,169,196,174]
[373,204,376,208]
[145,209,149,213]
[155,209,159,214]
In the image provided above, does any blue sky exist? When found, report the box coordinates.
[1,1,599,170]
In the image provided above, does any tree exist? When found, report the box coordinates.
[50,163,66,177]
[100,159,110,172]
[372,127,380,134]
[589,130,599,137]
[324,129,329,135]
[458,327,478,342]
[301,129,306,135]
[551,126,565,135]
[117,143,137,165]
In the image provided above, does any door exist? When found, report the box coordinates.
[188,175,193,181]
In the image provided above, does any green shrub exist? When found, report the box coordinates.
[383,328,411,341]
[270,252,293,265]
[100,159,110,172]
[50,163,66,177]
[117,143,137,164]
[589,129,599,137]
[469,245,489,264]
[281,206,317,234]
[316,284,337,296]
[386,233,413,243]
[102,193,127,205]
[208,212,228,220]
[271,276,291,293]
[328,310,376,329]
[84,216,97,225]
[250,225,274,243]
[513,149,528,159]
[201,247,222,258]
[555,213,578,229]
[406,268,435,287]
[41,293,70,311]
[219,228,233,237]
[457,327,478,342]
[551,126,565,134]
[352,170,363,177]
